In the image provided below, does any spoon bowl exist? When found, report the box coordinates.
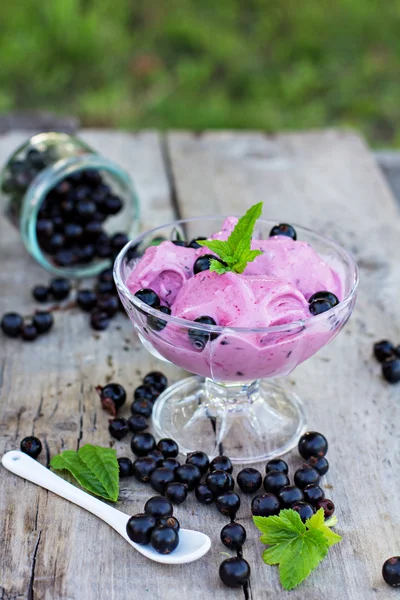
[2,450,211,565]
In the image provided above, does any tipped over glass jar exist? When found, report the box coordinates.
[0,132,140,278]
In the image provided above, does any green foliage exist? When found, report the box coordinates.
[1,0,400,145]
[50,444,119,502]
[199,202,263,274]
[253,508,342,590]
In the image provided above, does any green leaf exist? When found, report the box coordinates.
[279,529,329,590]
[198,202,263,274]
[254,508,342,590]
[306,509,342,547]
[228,202,263,261]
[253,509,305,540]
[79,444,119,502]
[210,260,229,274]
[50,445,119,502]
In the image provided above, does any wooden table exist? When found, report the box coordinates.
[0,130,399,600]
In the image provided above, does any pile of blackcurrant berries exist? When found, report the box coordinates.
[248,431,333,522]
[373,339,400,384]
[33,266,125,333]
[126,496,180,555]
[96,373,167,439]
[33,164,125,269]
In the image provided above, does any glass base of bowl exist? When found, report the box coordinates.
[151,376,307,464]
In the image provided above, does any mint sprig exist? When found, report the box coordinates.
[198,202,264,274]
[253,508,342,590]
[50,444,119,502]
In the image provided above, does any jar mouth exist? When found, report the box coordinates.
[21,154,140,278]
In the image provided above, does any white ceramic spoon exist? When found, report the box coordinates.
[2,450,211,565]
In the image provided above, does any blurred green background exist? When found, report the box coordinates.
[1,0,400,145]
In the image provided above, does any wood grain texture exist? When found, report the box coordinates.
[0,129,399,600]
[167,130,400,599]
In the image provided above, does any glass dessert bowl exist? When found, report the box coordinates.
[114,216,358,464]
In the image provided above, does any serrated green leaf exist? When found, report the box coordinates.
[306,509,342,547]
[198,239,233,261]
[79,444,119,502]
[253,511,305,541]
[210,260,229,274]
[198,202,263,274]
[228,202,263,260]
[254,508,342,590]
[279,528,329,590]
[50,445,119,502]
[262,537,299,564]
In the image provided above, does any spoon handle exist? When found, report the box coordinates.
[2,450,128,531]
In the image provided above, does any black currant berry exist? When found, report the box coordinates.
[263,471,290,494]
[131,432,156,457]
[215,491,241,519]
[294,465,320,489]
[265,458,289,474]
[291,502,315,522]
[269,223,297,240]
[186,451,209,474]
[134,289,160,308]
[126,513,157,545]
[278,485,304,509]
[209,455,233,474]
[150,525,179,554]
[109,418,129,440]
[308,455,329,476]
[1,313,23,337]
[157,438,179,458]
[195,483,214,504]
[132,456,157,482]
[298,431,328,459]
[96,383,126,416]
[219,557,250,588]
[165,482,188,505]
[144,496,173,519]
[237,468,262,494]
[20,436,42,459]
[382,557,400,587]
[382,359,400,384]
[251,493,280,517]
[118,457,133,478]
[175,464,201,491]
[143,371,168,393]
[303,484,325,506]
[206,470,232,495]
[316,498,335,518]
[127,414,149,432]
[220,522,246,550]
[373,340,395,363]
[150,467,176,494]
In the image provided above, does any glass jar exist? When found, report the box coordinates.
[0,132,140,278]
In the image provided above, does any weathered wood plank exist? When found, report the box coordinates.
[167,130,400,599]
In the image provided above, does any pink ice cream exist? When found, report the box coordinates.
[125,218,348,381]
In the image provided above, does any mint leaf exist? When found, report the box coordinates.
[79,445,119,502]
[253,508,342,590]
[50,445,119,502]
[210,260,230,275]
[198,202,263,274]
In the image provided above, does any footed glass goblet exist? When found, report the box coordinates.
[114,217,358,464]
